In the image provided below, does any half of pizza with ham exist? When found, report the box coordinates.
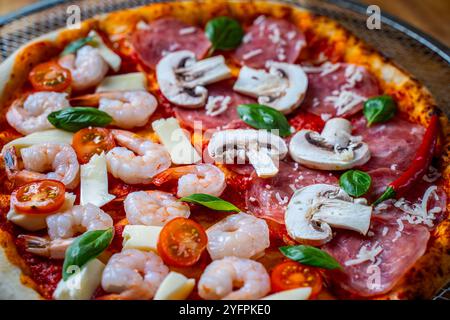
[0,0,448,300]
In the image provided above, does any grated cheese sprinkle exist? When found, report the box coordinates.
[242,48,263,60]
[345,242,383,266]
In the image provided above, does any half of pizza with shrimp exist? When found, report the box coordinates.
[0,0,448,300]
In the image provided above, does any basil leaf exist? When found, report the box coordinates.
[180,193,240,212]
[61,36,97,56]
[63,228,113,280]
[237,104,292,137]
[205,17,244,53]
[363,95,396,126]
[279,245,342,270]
[339,170,372,197]
[48,107,112,132]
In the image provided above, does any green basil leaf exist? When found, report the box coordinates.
[180,193,241,212]
[237,104,292,137]
[205,17,244,53]
[339,170,371,197]
[279,245,342,270]
[61,36,97,56]
[48,107,112,132]
[363,95,396,126]
[63,228,113,280]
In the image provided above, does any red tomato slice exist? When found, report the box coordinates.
[11,180,66,214]
[157,217,207,267]
[29,61,71,92]
[72,127,115,164]
[271,261,322,298]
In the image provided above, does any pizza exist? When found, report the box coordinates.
[0,0,449,300]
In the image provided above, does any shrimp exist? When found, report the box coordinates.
[206,213,270,260]
[101,249,169,300]
[6,92,70,135]
[106,130,171,184]
[70,91,157,129]
[3,143,80,189]
[152,164,226,198]
[125,190,190,226]
[198,256,271,300]
[19,203,113,259]
[58,45,108,91]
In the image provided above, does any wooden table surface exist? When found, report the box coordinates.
[1,0,449,47]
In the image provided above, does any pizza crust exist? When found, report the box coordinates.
[0,0,448,300]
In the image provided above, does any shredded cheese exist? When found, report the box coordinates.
[242,48,263,60]
[324,90,366,116]
[345,242,383,266]
[205,96,231,116]
[179,27,196,36]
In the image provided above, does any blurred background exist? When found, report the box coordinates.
[0,0,449,47]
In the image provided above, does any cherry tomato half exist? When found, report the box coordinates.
[29,61,72,92]
[271,261,322,298]
[72,127,116,164]
[157,217,207,267]
[11,180,66,214]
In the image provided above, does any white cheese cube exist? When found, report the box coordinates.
[53,258,105,300]
[153,272,195,300]
[80,153,115,207]
[152,117,201,165]
[7,193,76,231]
[89,31,121,72]
[122,225,162,252]
[247,149,279,178]
[261,287,312,300]
[96,72,147,93]
[2,130,73,154]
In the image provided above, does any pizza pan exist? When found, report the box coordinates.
[0,0,449,299]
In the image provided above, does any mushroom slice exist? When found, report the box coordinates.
[207,129,288,178]
[233,61,308,114]
[289,118,370,170]
[285,184,372,245]
[156,50,232,108]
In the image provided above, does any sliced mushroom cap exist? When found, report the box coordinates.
[156,50,231,108]
[233,62,308,114]
[207,129,288,178]
[289,118,370,170]
[285,184,372,245]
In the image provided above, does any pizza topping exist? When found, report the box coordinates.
[96,72,147,92]
[72,127,116,164]
[302,63,379,117]
[154,271,196,300]
[157,217,208,267]
[48,107,113,132]
[237,104,292,137]
[289,118,370,170]
[262,287,312,300]
[279,245,341,270]
[374,115,439,205]
[29,61,72,92]
[205,17,244,53]
[11,180,66,214]
[363,95,397,126]
[323,216,430,296]
[285,184,372,245]
[156,50,232,107]
[233,16,305,68]
[270,261,322,298]
[207,129,288,178]
[339,169,372,197]
[233,62,308,114]
[179,193,240,212]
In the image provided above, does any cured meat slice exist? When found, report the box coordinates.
[302,63,379,117]
[131,18,211,69]
[353,116,425,172]
[246,161,338,224]
[233,16,306,69]
[173,80,255,130]
[323,216,430,297]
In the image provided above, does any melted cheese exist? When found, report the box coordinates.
[80,153,115,208]
[96,72,147,92]
[153,272,195,300]
[122,225,162,252]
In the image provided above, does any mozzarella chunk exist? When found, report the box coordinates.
[152,117,201,165]
[262,287,312,300]
[122,225,162,252]
[247,148,279,178]
[7,193,76,231]
[96,72,147,92]
[80,153,115,207]
[88,31,121,72]
[153,271,195,300]
[53,259,105,300]
[2,130,73,154]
